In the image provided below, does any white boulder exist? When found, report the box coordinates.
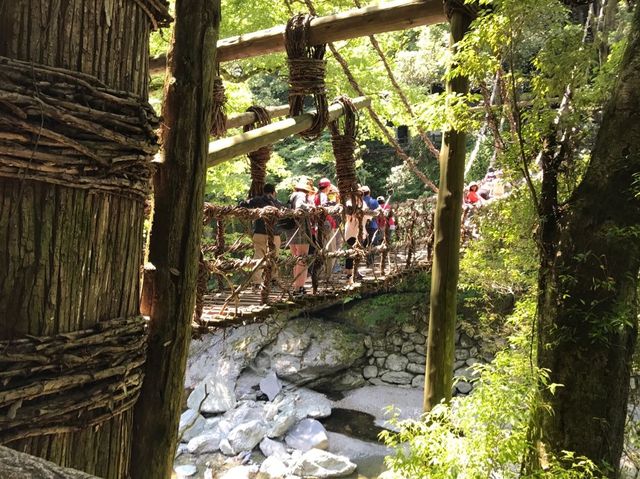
[227,419,267,453]
[285,418,329,452]
[292,448,357,478]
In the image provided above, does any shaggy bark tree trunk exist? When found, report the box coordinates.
[130,1,220,477]
[0,1,158,477]
[424,6,473,411]
[535,4,640,476]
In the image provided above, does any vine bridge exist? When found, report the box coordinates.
[195,198,435,328]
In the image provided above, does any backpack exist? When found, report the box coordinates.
[275,194,297,232]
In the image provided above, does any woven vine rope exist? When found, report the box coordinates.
[285,14,329,141]
[0,316,147,444]
[328,96,359,205]
[0,56,160,200]
[210,77,228,138]
[244,106,273,198]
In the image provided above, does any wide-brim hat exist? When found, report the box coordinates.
[294,179,313,192]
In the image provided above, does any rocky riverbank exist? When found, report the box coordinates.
[172,306,492,478]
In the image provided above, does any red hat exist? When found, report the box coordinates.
[318,178,331,188]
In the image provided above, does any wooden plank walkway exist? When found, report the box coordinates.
[198,247,431,327]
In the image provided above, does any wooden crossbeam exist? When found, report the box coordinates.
[149,0,446,73]
[225,104,290,130]
[208,96,371,167]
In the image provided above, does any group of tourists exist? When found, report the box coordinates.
[241,177,394,296]
[464,167,509,207]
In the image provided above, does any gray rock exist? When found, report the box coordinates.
[414,344,425,355]
[375,357,386,367]
[372,350,388,358]
[185,322,284,389]
[178,409,207,443]
[188,373,236,414]
[219,438,234,456]
[369,378,386,386]
[223,400,265,428]
[363,365,378,379]
[455,349,470,360]
[268,409,297,438]
[406,363,424,374]
[227,419,267,453]
[459,333,473,348]
[456,381,473,394]
[391,334,404,346]
[373,339,385,348]
[260,372,282,401]
[380,371,413,385]
[285,419,329,452]
[321,370,365,391]
[470,346,479,357]
[260,455,290,478]
[174,465,197,477]
[266,397,297,438]
[406,352,425,365]
[454,331,461,344]
[368,357,375,365]
[400,343,415,355]
[409,332,425,345]
[257,319,366,385]
[453,360,466,370]
[260,437,288,458]
[401,323,418,334]
[385,354,409,372]
[412,375,425,388]
[175,443,189,458]
[364,336,373,349]
[292,448,357,478]
[287,388,332,420]
[235,370,263,401]
[466,357,481,367]
[187,432,223,454]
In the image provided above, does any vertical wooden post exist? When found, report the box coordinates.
[131,0,221,477]
[424,5,473,411]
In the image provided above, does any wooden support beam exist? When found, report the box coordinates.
[218,0,444,62]
[225,104,290,130]
[150,0,446,73]
[207,96,371,167]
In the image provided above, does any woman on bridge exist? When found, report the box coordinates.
[287,179,314,295]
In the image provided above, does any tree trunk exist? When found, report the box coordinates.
[424,7,473,411]
[0,1,161,476]
[130,1,220,477]
[535,4,640,475]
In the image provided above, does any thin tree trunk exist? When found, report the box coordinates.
[534,4,640,475]
[423,7,473,411]
[0,1,157,477]
[130,1,220,477]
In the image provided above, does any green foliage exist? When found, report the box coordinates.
[380,341,605,479]
[460,187,538,297]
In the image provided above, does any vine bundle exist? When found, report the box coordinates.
[285,13,329,140]
[0,56,160,200]
[0,317,147,444]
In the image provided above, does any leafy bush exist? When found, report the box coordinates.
[380,344,605,479]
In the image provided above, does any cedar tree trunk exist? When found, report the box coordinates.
[0,1,157,477]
